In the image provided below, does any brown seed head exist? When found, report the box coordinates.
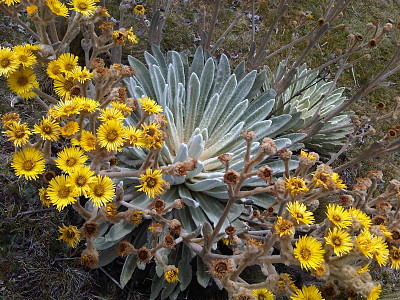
[173,199,185,209]
[224,169,240,185]
[318,18,325,26]
[260,138,277,155]
[368,39,377,48]
[376,201,392,214]
[387,129,397,138]
[209,259,234,279]
[136,247,152,264]
[115,241,135,257]
[321,282,338,299]
[225,225,236,235]
[163,233,176,249]
[81,221,99,238]
[388,228,400,244]
[277,148,292,160]
[257,165,273,181]
[42,170,56,183]
[148,222,164,236]
[150,198,166,213]
[169,219,182,235]
[372,215,388,225]
[338,194,354,207]
[355,33,363,41]
[252,210,261,219]
[89,57,105,69]
[80,248,99,268]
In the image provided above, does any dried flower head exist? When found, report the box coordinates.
[150,198,166,213]
[81,221,99,238]
[338,194,354,206]
[163,233,176,249]
[218,153,233,165]
[136,247,152,264]
[257,165,273,181]
[260,138,277,155]
[277,148,292,160]
[169,219,182,235]
[115,241,135,257]
[274,216,294,237]
[224,169,240,185]
[80,247,99,268]
[148,222,164,236]
[58,224,81,248]
[225,225,236,235]
[209,259,234,279]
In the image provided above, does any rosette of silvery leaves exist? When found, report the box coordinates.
[264,61,353,156]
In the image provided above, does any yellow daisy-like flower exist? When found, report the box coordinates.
[390,246,400,269]
[77,97,100,113]
[51,98,82,118]
[110,101,133,117]
[112,31,126,45]
[300,150,316,160]
[331,172,346,189]
[126,126,145,147]
[39,187,52,207]
[324,227,353,256]
[70,65,92,83]
[88,175,115,207]
[287,201,314,225]
[291,285,324,300]
[46,60,63,79]
[73,130,97,151]
[46,0,69,17]
[141,122,164,149]
[33,116,61,141]
[69,0,99,17]
[13,45,37,68]
[285,177,309,197]
[311,169,332,190]
[97,120,127,152]
[139,97,163,115]
[69,165,95,197]
[370,235,389,266]
[54,75,75,99]
[274,216,294,237]
[1,112,20,128]
[106,203,118,218]
[164,266,179,283]
[58,224,81,248]
[348,207,372,229]
[133,4,145,15]
[0,47,19,76]
[7,67,39,98]
[293,235,325,270]
[367,284,381,300]
[4,121,32,147]
[136,169,165,199]
[26,4,38,14]
[326,203,352,229]
[11,147,45,180]
[61,121,80,137]
[55,147,88,173]
[99,107,125,123]
[126,28,138,44]
[356,229,374,259]
[0,0,20,6]
[47,175,79,210]
[57,53,78,74]
[253,289,274,300]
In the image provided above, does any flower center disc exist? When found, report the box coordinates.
[106,130,118,141]
[22,160,34,171]
[301,248,311,260]
[42,125,53,134]
[76,175,87,186]
[146,178,157,188]
[93,185,105,197]
[1,58,10,67]
[66,157,77,167]
[58,186,71,198]
[17,76,29,86]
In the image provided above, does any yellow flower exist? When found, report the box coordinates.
[293,235,325,270]
[33,116,61,141]
[39,187,52,207]
[390,246,400,269]
[274,216,294,237]
[112,31,126,45]
[356,229,374,259]
[141,122,164,149]
[73,130,97,151]
[11,147,45,180]
[46,60,63,79]
[106,203,118,217]
[0,0,20,6]
[300,150,316,160]
[326,203,352,229]
[110,101,133,117]
[46,0,69,17]
[69,165,95,197]
[54,75,75,99]
[13,45,37,68]
[0,47,19,77]
[126,28,138,44]
[139,97,163,115]
[78,97,100,113]
[47,175,79,210]
[57,53,78,74]
[58,224,81,248]
[88,175,115,207]
[253,289,274,300]
[370,235,389,266]
[51,98,82,118]
[69,0,99,17]
[286,201,314,225]
[285,177,309,196]
[55,147,88,173]
[99,107,125,123]
[61,121,80,137]
[291,285,324,300]
[97,120,127,152]
[164,266,179,283]
[133,4,145,15]
[4,121,32,147]
[125,126,145,147]
[1,112,20,128]
[130,210,142,225]
[136,169,165,198]
[26,4,38,14]
[7,67,39,98]
[348,207,372,229]
[367,284,381,300]
[70,65,92,83]
[324,227,353,256]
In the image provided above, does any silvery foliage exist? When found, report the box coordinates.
[264,62,353,156]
